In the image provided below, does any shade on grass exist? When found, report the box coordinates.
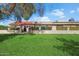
[0,34,79,56]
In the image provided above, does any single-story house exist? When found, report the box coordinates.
[9,21,79,34]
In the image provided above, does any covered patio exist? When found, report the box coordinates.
[9,21,79,34]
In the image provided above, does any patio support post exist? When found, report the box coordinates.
[26,26,29,33]
[20,26,22,33]
[39,26,41,30]
[67,26,70,31]
[39,26,42,34]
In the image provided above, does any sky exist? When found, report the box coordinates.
[29,3,79,22]
[1,3,79,25]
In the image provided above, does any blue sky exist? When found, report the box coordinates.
[1,3,79,25]
[29,3,79,22]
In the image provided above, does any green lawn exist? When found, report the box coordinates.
[0,34,79,56]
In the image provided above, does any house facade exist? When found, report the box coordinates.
[9,21,79,34]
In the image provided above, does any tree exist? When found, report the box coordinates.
[0,3,36,21]
[37,3,44,17]
[14,3,36,21]
[0,3,36,32]
[0,3,16,19]
[69,18,75,22]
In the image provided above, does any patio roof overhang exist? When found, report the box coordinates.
[9,21,79,26]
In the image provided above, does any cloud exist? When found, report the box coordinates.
[70,8,79,14]
[30,16,52,22]
[36,16,52,22]
[61,8,64,11]
[70,10,75,14]
[0,19,15,26]
[51,9,66,19]
[57,19,68,22]
[77,8,79,12]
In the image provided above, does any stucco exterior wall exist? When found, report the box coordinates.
[0,30,15,34]
[0,30,79,34]
[33,30,79,34]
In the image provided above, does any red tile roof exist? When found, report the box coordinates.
[15,21,33,25]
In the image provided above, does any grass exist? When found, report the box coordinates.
[0,34,79,56]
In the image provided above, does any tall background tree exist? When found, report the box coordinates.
[37,3,44,17]
[14,3,36,21]
[0,3,36,21]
